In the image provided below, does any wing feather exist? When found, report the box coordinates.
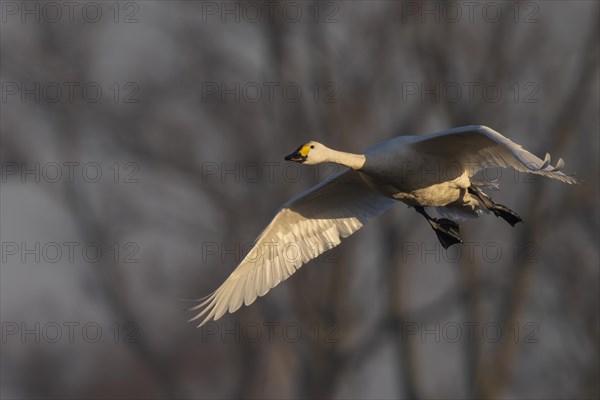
[189,169,396,326]
[410,125,577,184]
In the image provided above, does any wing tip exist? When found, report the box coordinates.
[523,152,578,184]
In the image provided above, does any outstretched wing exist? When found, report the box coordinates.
[410,125,577,184]
[189,169,396,326]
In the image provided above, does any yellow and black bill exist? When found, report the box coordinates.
[284,145,310,162]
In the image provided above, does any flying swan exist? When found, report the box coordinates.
[190,125,576,326]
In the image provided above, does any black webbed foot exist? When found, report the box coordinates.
[415,206,463,249]
[429,218,463,249]
[489,204,522,226]
[467,186,523,227]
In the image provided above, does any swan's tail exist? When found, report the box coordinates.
[432,204,481,220]
[431,186,484,221]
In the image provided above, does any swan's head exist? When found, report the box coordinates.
[284,141,328,165]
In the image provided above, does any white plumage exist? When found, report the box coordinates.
[190,125,576,326]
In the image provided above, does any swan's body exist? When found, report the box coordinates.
[190,125,576,326]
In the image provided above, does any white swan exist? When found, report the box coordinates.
[190,125,576,326]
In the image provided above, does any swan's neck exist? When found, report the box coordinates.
[325,148,366,170]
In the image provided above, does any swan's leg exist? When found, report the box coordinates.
[467,186,522,226]
[414,206,463,249]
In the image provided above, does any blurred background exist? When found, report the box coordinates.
[1,1,598,399]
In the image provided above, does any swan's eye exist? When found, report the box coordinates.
[311,145,314,149]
